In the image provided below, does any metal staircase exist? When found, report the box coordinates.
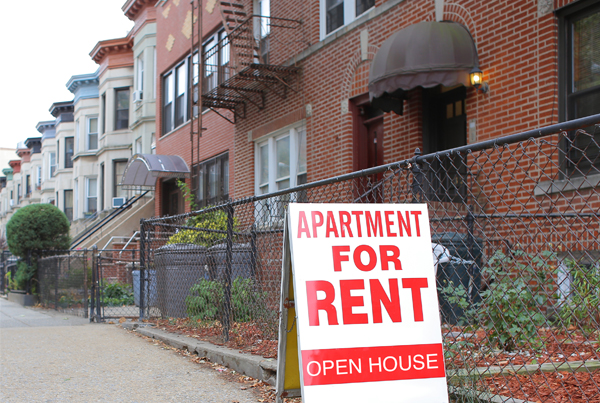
[193,1,302,123]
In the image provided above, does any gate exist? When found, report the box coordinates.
[89,247,143,321]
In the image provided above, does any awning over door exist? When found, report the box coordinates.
[368,21,480,114]
[120,154,190,189]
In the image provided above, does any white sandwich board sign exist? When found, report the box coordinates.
[285,203,448,403]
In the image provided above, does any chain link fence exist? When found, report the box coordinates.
[143,114,598,401]
[38,250,91,317]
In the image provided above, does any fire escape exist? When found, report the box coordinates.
[196,1,303,123]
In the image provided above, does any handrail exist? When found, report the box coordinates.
[100,236,132,252]
[118,231,140,259]
[70,191,150,249]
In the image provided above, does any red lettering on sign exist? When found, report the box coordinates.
[306,281,339,326]
[297,211,311,238]
[370,279,401,323]
[353,245,377,272]
[411,210,422,236]
[326,211,340,238]
[339,211,353,237]
[340,279,368,325]
[351,211,364,237]
[302,344,445,385]
[397,211,412,237]
[379,245,402,270]
[384,211,397,237]
[365,211,383,237]
[311,211,324,238]
[402,278,428,322]
[332,246,350,272]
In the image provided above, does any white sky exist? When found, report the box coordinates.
[0,0,134,150]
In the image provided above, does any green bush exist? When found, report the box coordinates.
[6,204,70,258]
[167,210,238,247]
[185,278,268,322]
[102,282,134,307]
[558,259,600,335]
[14,260,36,291]
[480,250,556,351]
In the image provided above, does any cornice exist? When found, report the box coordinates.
[90,36,134,64]
[67,71,100,94]
[36,121,55,134]
[123,0,156,21]
[49,101,74,117]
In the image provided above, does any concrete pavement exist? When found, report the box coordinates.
[0,298,264,402]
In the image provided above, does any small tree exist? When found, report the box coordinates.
[6,204,70,291]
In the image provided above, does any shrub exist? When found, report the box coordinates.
[558,259,600,335]
[480,250,557,351]
[102,282,134,307]
[6,203,70,258]
[185,278,268,322]
[167,209,237,247]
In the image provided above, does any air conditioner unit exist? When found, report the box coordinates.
[133,90,143,103]
[112,197,126,208]
[9,200,14,207]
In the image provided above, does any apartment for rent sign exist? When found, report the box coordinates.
[287,204,448,403]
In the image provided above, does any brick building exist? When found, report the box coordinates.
[148,0,599,219]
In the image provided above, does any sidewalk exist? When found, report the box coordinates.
[0,298,265,402]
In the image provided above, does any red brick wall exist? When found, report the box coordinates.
[154,0,236,216]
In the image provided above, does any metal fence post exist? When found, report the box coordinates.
[54,256,59,310]
[223,203,234,342]
[139,219,146,321]
[83,249,88,319]
[411,148,424,203]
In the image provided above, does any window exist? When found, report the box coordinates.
[113,160,128,199]
[193,153,229,208]
[49,152,57,177]
[36,166,42,189]
[255,124,307,223]
[255,0,270,63]
[101,93,106,135]
[162,59,189,134]
[64,190,73,221]
[74,179,79,219]
[559,1,600,175]
[135,137,143,154]
[87,117,98,150]
[202,30,230,95]
[86,177,97,213]
[65,137,74,168]
[115,88,130,130]
[137,56,144,94]
[26,175,31,196]
[75,119,80,153]
[17,184,21,204]
[321,0,374,37]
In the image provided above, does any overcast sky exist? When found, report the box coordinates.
[0,0,134,150]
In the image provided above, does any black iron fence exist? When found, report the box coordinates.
[140,114,600,402]
[0,250,17,293]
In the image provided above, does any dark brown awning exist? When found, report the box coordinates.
[120,154,190,190]
[369,21,479,113]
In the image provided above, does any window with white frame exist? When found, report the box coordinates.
[75,118,80,153]
[255,123,307,223]
[162,59,189,134]
[254,0,270,63]
[49,152,57,177]
[87,117,98,150]
[86,177,97,213]
[36,166,42,189]
[320,0,374,38]
[136,55,144,95]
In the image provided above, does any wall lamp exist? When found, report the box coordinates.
[470,68,489,93]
